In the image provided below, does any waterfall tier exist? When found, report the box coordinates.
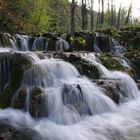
[0,50,140,140]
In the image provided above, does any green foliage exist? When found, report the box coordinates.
[99,56,125,71]
[0,0,70,33]
[0,0,139,33]
[74,37,86,46]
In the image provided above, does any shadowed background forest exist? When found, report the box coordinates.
[0,0,139,33]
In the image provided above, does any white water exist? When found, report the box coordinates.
[82,53,140,102]
[0,52,140,140]
[7,34,70,52]
[56,38,70,52]
[15,34,29,51]
[0,47,13,52]
[1,97,140,140]
[21,57,116,125]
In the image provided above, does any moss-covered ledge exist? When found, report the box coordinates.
[0,52,32,108]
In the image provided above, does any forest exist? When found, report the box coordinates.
[0,0,139,33]
[0,1,140,140]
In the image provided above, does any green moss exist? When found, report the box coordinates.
[0,53,32,108]
[62,54,100,79]
[99,56,125,71]
[99,55,138,79]
[76,61,100,79]
[124,51,140,79]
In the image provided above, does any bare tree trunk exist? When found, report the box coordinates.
[85,0,88,30]
[101,0,104,25]
[113,3,116,26]
[81,0,87,30]
[90,0,94,32]
[70,0,76,51]
[107,0,110,25]
[117,5,121,29]
[111,0,114,26]
[81,0,84,30]
[125,2,132,25]
[97,0,101,28]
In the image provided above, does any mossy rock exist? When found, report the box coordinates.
[76,61,100,79]
[60,53,100,79]
[98,55,136,79]
[99,56,125,71]
[0,52,32,108]
[29,86,44,117]
[11,85,44,118]
[95,35,112,52]
[0,123,40,140]
[124,51,140,79]
[0,33,12,47]
[96,79,120,104]
[11,86,28,109]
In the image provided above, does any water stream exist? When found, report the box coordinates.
[0,43,140,139]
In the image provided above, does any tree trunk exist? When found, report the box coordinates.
[125,2,132,25]
[90,0,94,32]
[107,0,110,25]
[117,5,121,29]
[97,0,101,28]
[111,0,114,26]
[101,0,104,25]
[70,0,76,51]
[81,0,87,30]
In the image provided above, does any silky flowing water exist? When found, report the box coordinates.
[0,48,140,139]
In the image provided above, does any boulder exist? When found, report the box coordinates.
[29,86,44,118]
[95,79,120,104]
[0,52,32,108]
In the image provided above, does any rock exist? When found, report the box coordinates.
[137,80,140,90]
[0,124,38,140]
[96,79,120,104]
[124,51,140,79]
[0,33,12,47]
[0,126,17,140]
[60,53,100,79]
[99,55,125,71]
[12,86,44,118]
[0,52,32,108]
[11,86,28,109]
[29,86,44,117]
[95,35,112,52]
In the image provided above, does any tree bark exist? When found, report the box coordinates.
[70,0,76,51]
[90,0,94,32]
[81,0,87,30]
[117,5,121,29]
[101,0,104,25]
[125,3,132,25]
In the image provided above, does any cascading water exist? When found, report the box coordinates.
[0,42,140,139]
[93,33,125,54]
[7,34,70,52]
[82,53,140,102]
[56,38,70,52]
[17,57,116,125]
[0,53,12,93]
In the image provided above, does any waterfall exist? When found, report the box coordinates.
[0,55,12,93]
[93,33,125,54]
[17,57,117,125]
[15,34,29,51]
[56,38,70,52]
[1,97,140,140]
[82,53,140,102]
[1,32,126,54]
[0,50,140,139]
[4,34,70,52]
